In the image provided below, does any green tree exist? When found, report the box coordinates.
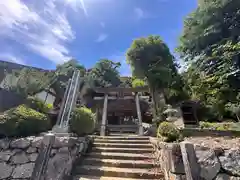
[131,78,146,88]
[119,76,133,87]
[177,0,240,61]
[74,59,122,108]
[177,0,240,121]
[126,35,178,119]
[50,59,86,106]
[6,68,55,98]
[87,59,121,88]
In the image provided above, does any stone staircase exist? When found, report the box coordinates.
[107,125,139,134]
[71,135,164,180]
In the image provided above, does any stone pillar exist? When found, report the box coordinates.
[135,93,143,135]
[100,94,108,136]
[180,142,201,180]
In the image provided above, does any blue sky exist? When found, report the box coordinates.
[0,0,197,76]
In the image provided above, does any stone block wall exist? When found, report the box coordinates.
[195,145,240,180]
[0,135,92,180]
[44,136,92,180]
[150,138,186,180]
[181,128,240,137]
[150,137,240,180]
[0,136,43,179]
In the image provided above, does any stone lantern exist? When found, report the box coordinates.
[163,105,179,122]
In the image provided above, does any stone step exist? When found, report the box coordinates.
[73,175,162,180]
[92,147,153,153]
[94,139,150,144]
[88,152,154,160]
[109,133,138,136]
[74,165,163,179]
[82,157,156,168]
[92,135,149,141]
[107,126,139,132]
[108,130,138,133]
[109,131,138,134]
[93,142,152,148]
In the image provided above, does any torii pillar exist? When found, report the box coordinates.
[100,94,108,136]
[135,93,144,135]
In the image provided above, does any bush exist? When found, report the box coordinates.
[132,79,146,88]
[200,121,236,131]
[26,96,53,114]
[0,105,51,137]
[69,107,95,136]
[199,121,217,130]
[157,121,181,142]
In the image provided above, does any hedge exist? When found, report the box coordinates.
[69,107,95,136]
[0,105,51,137]
[157,121,181,142]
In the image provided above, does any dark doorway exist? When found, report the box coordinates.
[180,101,199,126]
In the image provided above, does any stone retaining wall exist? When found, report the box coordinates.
[181,128,240,137]
[0,136,43,179]
[0,135,92,180]
[150,137,240,180]
[43,136,92,180]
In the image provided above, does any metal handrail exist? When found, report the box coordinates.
[53,70,81,132]
[59,71,76,126]
[55,80,71,126]
[64,71,80,127]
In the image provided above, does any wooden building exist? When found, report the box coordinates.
[91,86,151,136]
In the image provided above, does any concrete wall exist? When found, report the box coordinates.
[0,88,55,113]
[0,88,26,112]
[35,91,55,105]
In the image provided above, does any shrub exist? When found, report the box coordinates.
[69,107,96,136]
[200,121,235,131]
[0,105,51,137]
[132,79,146,88]
[200,121,217,130]
[26,96,53,114]
[157,121,181,142]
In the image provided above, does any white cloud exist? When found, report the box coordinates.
[134,7,145,19]
[0,53,25,65]
[96,33,108,42]
[64,0,88,17]
[109,52,131,76]
[134,7,153,20]
[0,0,76,64]
[79,0,88,16]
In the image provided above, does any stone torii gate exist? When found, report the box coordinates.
[93,87,149,136]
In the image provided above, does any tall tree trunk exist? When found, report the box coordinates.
[149,79,167,122]
[149,85,158,120]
